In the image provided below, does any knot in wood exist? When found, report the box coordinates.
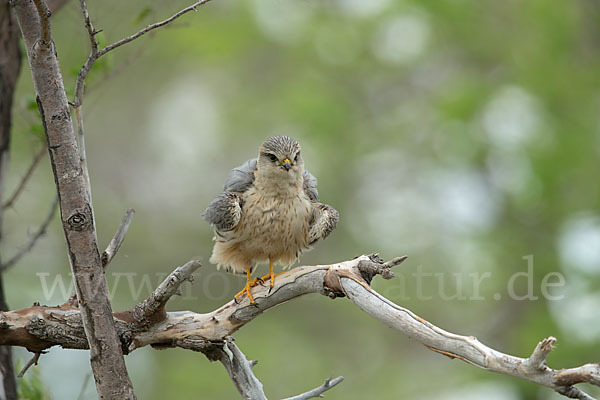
[67,211,89,230]
[51,110,69,122]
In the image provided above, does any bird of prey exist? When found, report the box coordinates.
[203,136,339,303]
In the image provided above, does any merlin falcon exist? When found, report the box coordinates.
[203,136,339,303]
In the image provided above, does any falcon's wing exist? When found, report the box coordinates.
[223,158,257,192]
[203,159,257,231]
[303,169,319,201]
[202,192,243,231]
[308,203,339,245]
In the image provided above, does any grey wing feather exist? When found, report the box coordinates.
[308,203,339,245]
[224,158,257,192]
[303,169,319,201]
[202,192,243,231]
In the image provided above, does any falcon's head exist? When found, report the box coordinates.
[257,136,304,183]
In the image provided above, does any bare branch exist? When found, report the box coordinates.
[556,386,596,400]
[72,0,98,107]
[31,0,51,44]
[97,0,213,58]
[1,255,598,399]
[3,145,46,210]
[203,338,267,400]
[79,0,97,55]
[338,274,600,399]
[282,376,344,400]
[17,351,43,378]
[101,208,135,267]
[0,195,58,272]
[72,0,213,107]
[131,260,201,329]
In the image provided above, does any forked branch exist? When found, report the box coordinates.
[0,255,597,399]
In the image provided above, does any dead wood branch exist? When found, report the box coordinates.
[202,337,267,400]
[282,376,344,400]
[0,254,596,398]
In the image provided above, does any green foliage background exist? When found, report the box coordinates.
[6,0,600,399]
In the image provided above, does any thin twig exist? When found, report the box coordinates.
[73,0,98,107]
[101,208,135,268]
[3,145,47,210]
[97,0,213,58]
[72,0,213,107]
[0,195,59,272]
[80,0,98,54]
[17,351,43,378]
[31,0,51,45]
[282,376,344,400]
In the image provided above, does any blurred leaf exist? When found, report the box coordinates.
[95,31,107,49]
[16,362,51,400]
[29,123,46,140]
[133,7,153,25]
[26,97,38,111]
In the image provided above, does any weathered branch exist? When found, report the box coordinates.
[101,208,135,267]
[282,376,344,400]
[0,255,597,399]
[0,195,58,272]
[131,260,200,329]
[2,145,46,210]
[12,0,136,397]
[202,337,267,400]
[337,261,600,399]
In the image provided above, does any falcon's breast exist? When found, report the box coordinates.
[227,187,313,267]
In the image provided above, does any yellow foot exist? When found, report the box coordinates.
[234,281,255,304]
[258,271,284,291]
[234,269,258,304]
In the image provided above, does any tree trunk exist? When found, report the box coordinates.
[11,0,136,398]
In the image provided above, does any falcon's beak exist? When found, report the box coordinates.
[281,158,292,171]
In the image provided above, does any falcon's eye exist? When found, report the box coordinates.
[294,152,300,161]
[266,153,278,162]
